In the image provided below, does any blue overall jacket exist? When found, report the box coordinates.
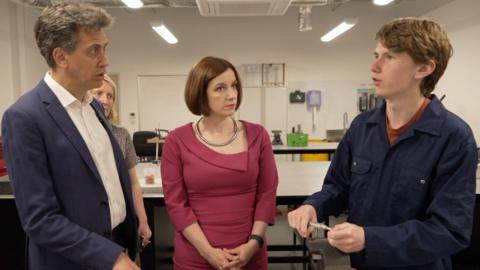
[305,95,478,270]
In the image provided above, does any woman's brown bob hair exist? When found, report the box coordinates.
[185,56,242,116]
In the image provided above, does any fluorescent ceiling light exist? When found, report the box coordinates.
[152,24,178,44]
[373,0,395,6]
[320,20,356,42]
[121,0,143,9]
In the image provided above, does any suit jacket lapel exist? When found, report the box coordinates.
[90,100,127,182]
[91,99,136,212]
[38,81,103,184]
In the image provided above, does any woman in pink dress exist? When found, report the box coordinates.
[161,56,278,270]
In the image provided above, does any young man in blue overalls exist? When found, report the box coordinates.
[289,17,477,270]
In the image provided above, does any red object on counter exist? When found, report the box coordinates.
[0,160,6,177]
[144,174,155,184]
[0,136,6,176]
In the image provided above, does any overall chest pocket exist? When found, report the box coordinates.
[349,157,374,206]
[351,157,372,174]
[392,165,430,219]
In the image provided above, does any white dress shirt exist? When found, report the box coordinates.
[44,72,126,229]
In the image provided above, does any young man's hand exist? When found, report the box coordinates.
[327,222,365,253]
[287,204,317,238]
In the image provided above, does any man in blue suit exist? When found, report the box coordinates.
[2,3,140,270]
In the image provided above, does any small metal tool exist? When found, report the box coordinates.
[309,222,332,231]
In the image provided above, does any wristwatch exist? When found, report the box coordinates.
[249,234,264,248]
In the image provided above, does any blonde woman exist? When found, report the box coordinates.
[92,75,152,249]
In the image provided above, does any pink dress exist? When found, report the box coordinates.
[161,121,278,269]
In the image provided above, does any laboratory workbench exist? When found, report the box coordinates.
[1,163,480,270]
[0,161,329,269]
[272,142,338,155]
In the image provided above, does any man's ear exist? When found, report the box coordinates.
[52,47,68,68]
[415,59,436,79]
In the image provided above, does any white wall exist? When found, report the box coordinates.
[16,6,46,94]
[2,0,479,142]
[427,0,480,141]
[0,2,46,134]
[102,2,398,137]
[0,1,16,124]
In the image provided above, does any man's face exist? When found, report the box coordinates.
[370,42,423,99]
[63,28,109,93]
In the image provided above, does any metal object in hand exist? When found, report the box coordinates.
[309,222,332,231]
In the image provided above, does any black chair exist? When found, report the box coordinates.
[132,130,169,161]
[133,131,159,161]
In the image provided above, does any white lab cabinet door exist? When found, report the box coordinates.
[237,87,262,125]
[237,87,287,144]
[264,87,288,143]
[137,75,196,131]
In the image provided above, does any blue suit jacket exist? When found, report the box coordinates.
[1,80,138,270]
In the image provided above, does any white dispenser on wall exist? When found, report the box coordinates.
[306,90,321,132]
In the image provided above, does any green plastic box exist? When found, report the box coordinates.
[287,133,308,147]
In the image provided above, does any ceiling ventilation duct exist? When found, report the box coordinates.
[10,0,348,12]
[10,0,198,9]
[292,0,327,5]
[195,0,292,16]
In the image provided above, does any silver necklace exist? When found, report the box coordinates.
[195,117,238,147]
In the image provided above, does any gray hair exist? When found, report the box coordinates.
[34,2,114,68]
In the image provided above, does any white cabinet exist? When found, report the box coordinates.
[264,87,288,143]
[237,87,288,143]
[237,87,262,124]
